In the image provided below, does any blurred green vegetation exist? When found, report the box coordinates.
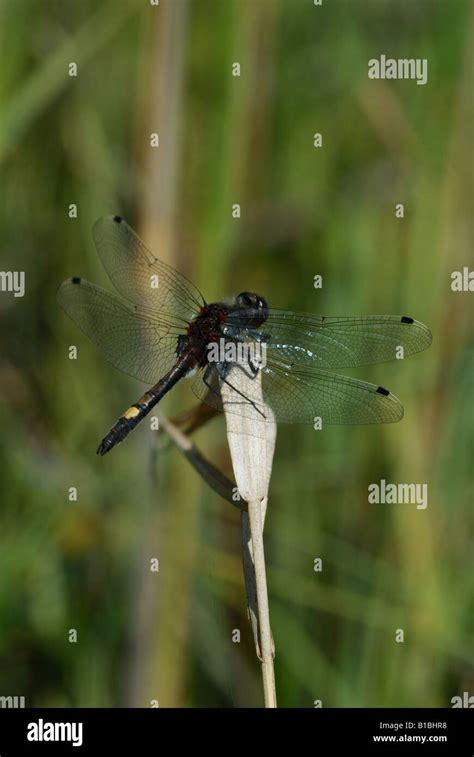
[0,0,472,708]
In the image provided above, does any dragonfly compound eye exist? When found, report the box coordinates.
[236,292,269,327]
[236,291,257,308]
[257,295,269,318]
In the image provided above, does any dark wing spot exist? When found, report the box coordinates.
[401,316,414,324]
[376,386,390,396]
[72,276,81,284]
[113,215,123,224]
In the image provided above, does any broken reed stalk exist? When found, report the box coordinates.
[158,381,277,707]
[246,497,276,706]
[220,368,277,708]
[157,412,243,508]
[157,410,265,662]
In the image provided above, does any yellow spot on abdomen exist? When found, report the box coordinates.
[123,406,140,420]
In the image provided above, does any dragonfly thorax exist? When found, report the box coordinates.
[187,303,227,345]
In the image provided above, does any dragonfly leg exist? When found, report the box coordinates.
[215,362,266,420]
[202,364,224,402]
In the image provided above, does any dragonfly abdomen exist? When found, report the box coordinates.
[96,362,189,456]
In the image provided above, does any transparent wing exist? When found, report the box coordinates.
[223,310,432,369]
[92,216,205,323]
[57,277,183,384]
[191,359,404,425]
[262,362,403,424]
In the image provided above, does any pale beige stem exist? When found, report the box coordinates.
[247,497,277,708]
[221,366,277,708]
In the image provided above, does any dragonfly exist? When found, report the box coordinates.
[57,215,432,456]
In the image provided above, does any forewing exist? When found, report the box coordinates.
[224,310,432,369]
[92,216,205,322]
[57,277,182,384]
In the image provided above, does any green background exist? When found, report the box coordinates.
[0,0,472,707]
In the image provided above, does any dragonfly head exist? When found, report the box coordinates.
[235,291,269,327]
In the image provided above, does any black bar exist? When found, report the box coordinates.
[0,707,472,754]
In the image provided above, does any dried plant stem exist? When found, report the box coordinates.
[241,511,260,656]
[247,497,277,708]
[220,368,277,707]
[157,412,244,508]
[159,391,278,708]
